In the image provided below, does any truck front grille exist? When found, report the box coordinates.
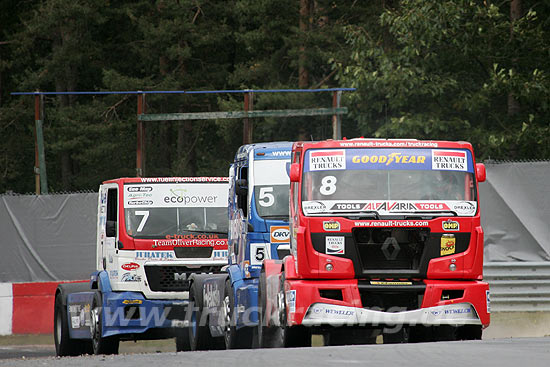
[353,228,430,271]
[144,265,222,292]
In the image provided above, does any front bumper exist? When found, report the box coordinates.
[302,302,479,327]
[285,279,490,328]
[102,291,190,338]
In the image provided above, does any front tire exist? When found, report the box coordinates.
[257,270,311,348]
[90,292,119,355]
[223,279,253,349]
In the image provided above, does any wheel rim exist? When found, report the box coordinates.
[191,307,197,338]
[55,309,62,344]
[90,306,100,350]
[222,295,231,343]
[277,289,285,326]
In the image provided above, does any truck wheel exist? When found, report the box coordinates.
[175,328,191,352]
[54,293,87,356]
[255,271,268,348]
[90,292,119,355]
[258,270,311,348]
[186,281,216,351]
[223,279,253,349]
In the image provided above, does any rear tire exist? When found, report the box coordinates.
[90,292,119,355]
[187,280,223,351]
[54,293,88,356]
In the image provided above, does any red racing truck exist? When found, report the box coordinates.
[258,139,489,346]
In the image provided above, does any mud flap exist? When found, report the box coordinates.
[202,274,228,338]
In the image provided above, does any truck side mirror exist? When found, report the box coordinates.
[289,163,300,182]
[106,220,117,237]
[476,163,486,183]
[236,179,248,196]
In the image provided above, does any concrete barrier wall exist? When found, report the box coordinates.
[0,281,86,335]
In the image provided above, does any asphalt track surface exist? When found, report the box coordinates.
[1,338,549,367]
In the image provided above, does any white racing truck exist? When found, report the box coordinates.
[53,177,229,356]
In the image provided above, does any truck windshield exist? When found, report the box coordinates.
[253,159,290,219]
[301,148,478,217]
[122,182,228,238]
[125,207,228,239]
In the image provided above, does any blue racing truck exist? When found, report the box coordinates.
[187,142,293,350]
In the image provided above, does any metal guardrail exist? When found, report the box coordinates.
[484,262,550,312]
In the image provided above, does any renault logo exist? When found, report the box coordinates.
[381,237,400,260]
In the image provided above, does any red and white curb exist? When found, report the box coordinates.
[0,281,85,335]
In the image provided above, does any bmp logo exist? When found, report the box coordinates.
[442,219,459,231]
[323,220,340,231]
[271,226,290,243]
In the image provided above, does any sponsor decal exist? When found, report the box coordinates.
[109,270,118,278]
[135,251,175,260]
[302,201,327,214]
[326,236,345,255]
[203,282,220,308]
[443,307,471,315]
[269,150,292,157]
[309,150,346,171]
[351,152,427,165]
[121,262,140,271]
[122,299,143,305]
[324,309,355,316]
[305,200,479,216]
[331,202,364,211]
[451,201,477,215]
[355,220,429,227]
[486,290,491,314]
[270,226,290,243]
[370,281,413,286]
[140,177,229,183]
[339,141,439,148]
[71,316,80,329]
[442,219,460,231]
[310,306,354,316]
[152,235,226,248]
[440,234,456,256]
[127,186,153,192]
[164,188,218,205]
[127,200,153,206]
[121,272,142,282]
[286,290,296,313]
[323,220,341,231]
[127,193,153,202]
[432,150,467,171]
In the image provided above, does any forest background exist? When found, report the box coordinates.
[0,0,548,193]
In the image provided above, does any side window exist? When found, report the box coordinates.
[106,188,118,237]
[237,166,248,217]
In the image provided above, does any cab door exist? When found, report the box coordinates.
[97,183,118,272]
